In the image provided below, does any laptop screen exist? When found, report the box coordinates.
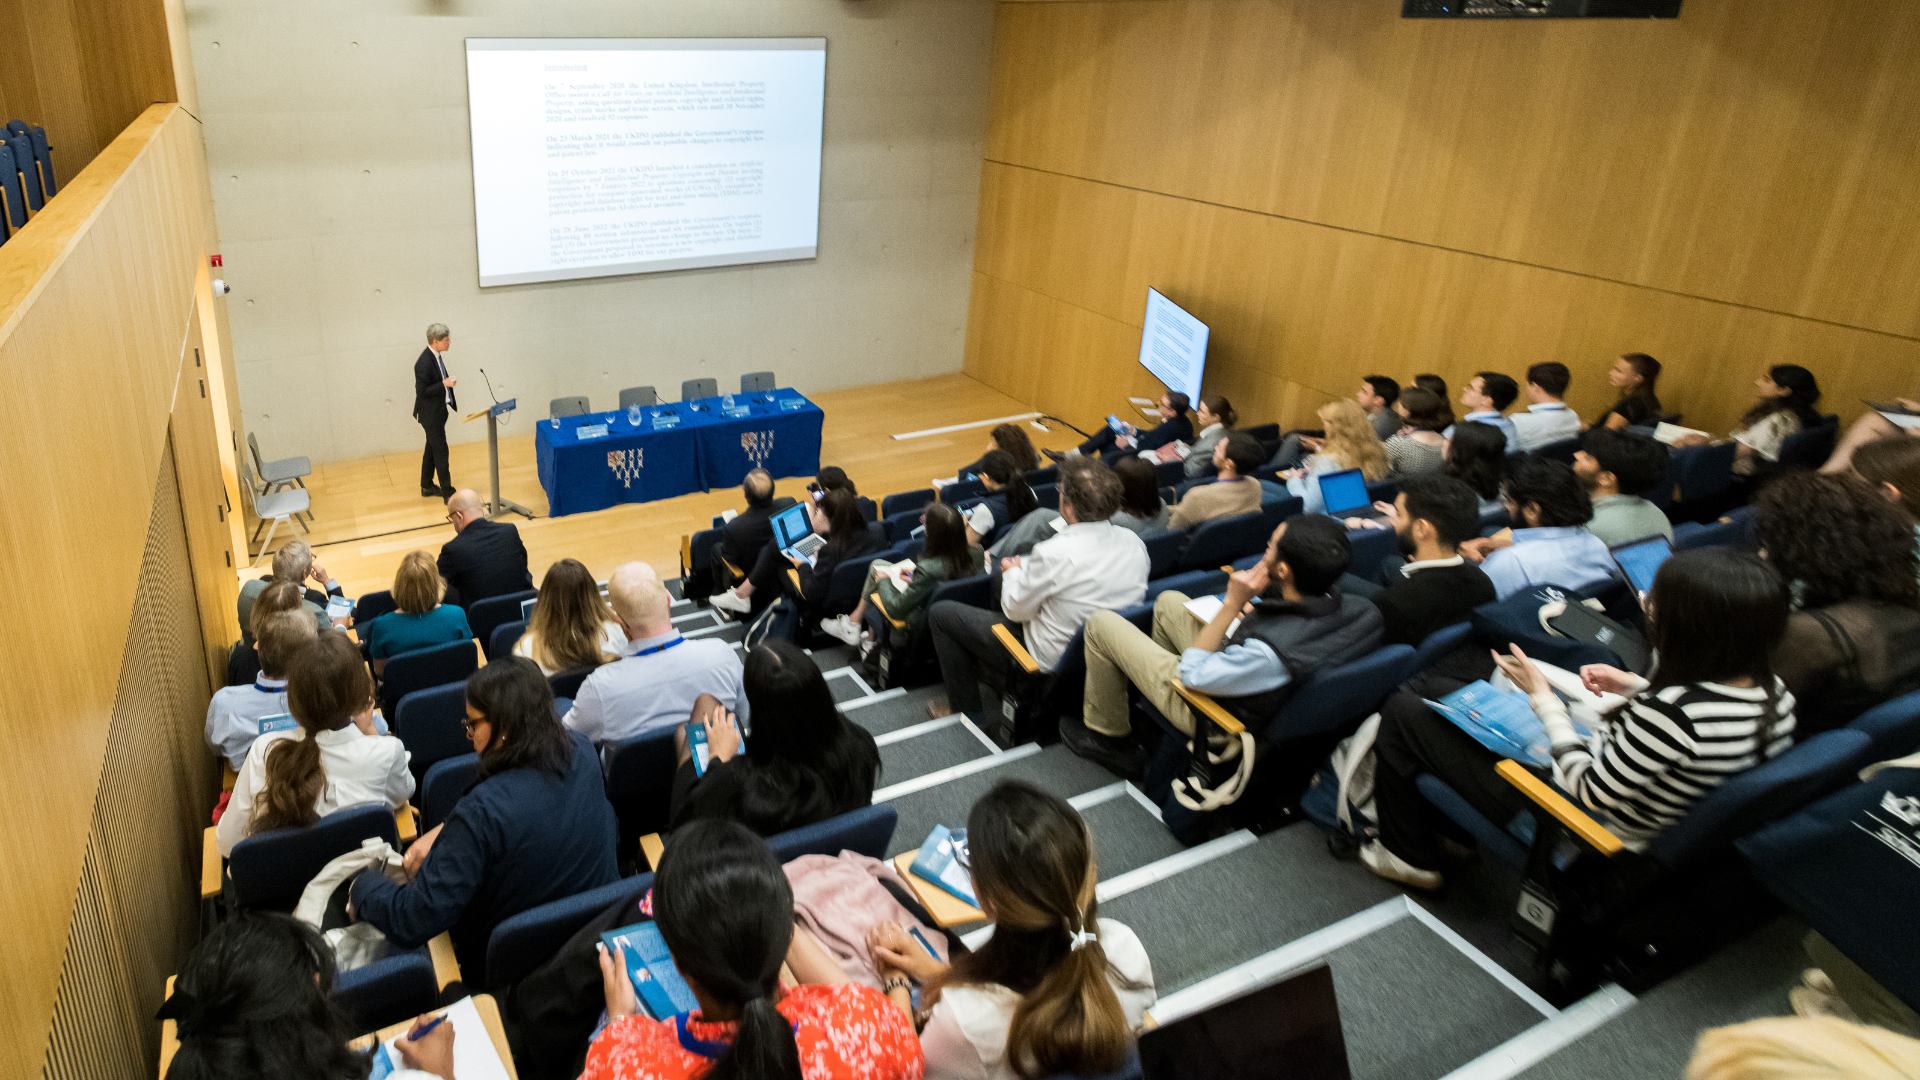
[1317,469,1372,517]
[1611,534,1673,596]
[1139,961,1350,1080]
[771,503,812,549]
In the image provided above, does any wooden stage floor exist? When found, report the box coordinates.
[248,374,1060,600]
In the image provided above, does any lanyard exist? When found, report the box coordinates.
[631,636,686,659]
[672,1012,797,1060]
[252,681,287,694]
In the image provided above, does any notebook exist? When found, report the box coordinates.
[366,996,512,1080]
[1868,401,1920,431]
[1652,421,1712,445]
[600,921,699,1020]
[770,502,826,566]
[908,825,978,907]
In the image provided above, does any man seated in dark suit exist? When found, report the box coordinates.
[437,489,532,610]
[1045,392,1193,466]
[1364,475,1497,647]
[708,468,795,596]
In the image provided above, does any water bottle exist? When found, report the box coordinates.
[628,403,642,427]
[722,392,735,413]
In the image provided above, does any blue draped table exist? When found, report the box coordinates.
[535,388,824,517]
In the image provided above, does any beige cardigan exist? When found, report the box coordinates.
[1168,476,1263,531]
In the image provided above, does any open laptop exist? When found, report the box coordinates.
[1609,534,1672,600]
[770,502,827,566]
[1138,961,1350,1080]
[1317,468,1386,520]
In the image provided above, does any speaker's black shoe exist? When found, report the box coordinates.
[1042,448,1070,464]
[421,487,440,498]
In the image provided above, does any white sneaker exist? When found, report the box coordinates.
[819,615,862,647]
[1359,840,1444,890]
[708,589,751,616]
[858,636,876,661]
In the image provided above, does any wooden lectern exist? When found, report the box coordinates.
[462,398,534,520]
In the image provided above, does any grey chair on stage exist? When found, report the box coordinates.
[240,460,310,566]
[247,432,311,497]
[618,385,657,409]
[549,396,591,418]
[681,378,718,402]
[740,371,775,394]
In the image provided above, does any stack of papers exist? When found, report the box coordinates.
[1651,422,1711,445]
[1183,594,1243,637]
[367,997,512,1080]
[1424,681,1590,768]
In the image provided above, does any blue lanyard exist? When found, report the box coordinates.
[672,1012,797,1060]
[252,681,287,695]
[631,636,686,659]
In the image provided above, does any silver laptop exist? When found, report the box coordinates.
[771,503,827,566]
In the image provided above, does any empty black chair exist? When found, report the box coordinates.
[353,590,399,643]
[549,396,590,419]
[604,727,680,862]
[393,683,471,790]
[1143,530,1185,581]
[28,125,53,197]
[380,639,478,716]
[420,753,483,832]
[489,619,527,663]
[681,378,719,402]
[740,371,775,394]
[550,665,594,700]
[470,589,538,660]
[880,488,937,518]
[618,386,657,409]
[229,803,401,913]
[1776,416,1840,472]
[1176,511,1267,573]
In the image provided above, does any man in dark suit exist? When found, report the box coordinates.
[415,323,457,498]
[438,489,532,610]
[712,468,797,592]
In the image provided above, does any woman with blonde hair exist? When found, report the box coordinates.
[514,558,626,676]
[216,631,412,856]
[1286,399,1390,513]
[867,780,1154,1079]
[366,550,471,674]
[1687,1015,1920,1080]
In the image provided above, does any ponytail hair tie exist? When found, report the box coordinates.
[1066,924,1098,952]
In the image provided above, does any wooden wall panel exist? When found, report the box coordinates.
[0,103,224,1080]
[968,1,1920,442]
[982,0,1920,338]
[968,162,1920,439]
[0,0,179,187]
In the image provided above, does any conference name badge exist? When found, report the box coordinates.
[609,448,645,488]
[741,431,775,468]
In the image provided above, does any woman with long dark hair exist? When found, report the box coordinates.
[824,501,985,649]
[350,657,618,987]
[516,557,627,676]
[1444,420,1508,516]
[867,781,1155,1079]
[585,820,922,1080]
[161,912,459,1080]
[669,640,881,835]
[1383,386,1451,479]
[1754,471,1920,735]
[216,631,412,857]
[1362,547,1798,890]
[1109,456,1172,535]
[956,422,1041,478]
[1181,394,1238,478]
[1598,352,1663,431]
[780,487,886,615]
[969,449,1040,531]
[1672,364,1823,477]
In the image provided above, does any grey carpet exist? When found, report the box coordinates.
[877,722,994,784]
[1515,917,1806,1080]
[1325,917,1545,1080]
[884,744,1129,858]
[1078,796,1186,882]
[1102,824,1407,996]
[843,686,947,737]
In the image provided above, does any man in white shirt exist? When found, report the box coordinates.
[927,460,1149,722]
[1508,362,1582,452]
[1443,372,1521,451]
[205,611,318,771]
[563,561,747,760]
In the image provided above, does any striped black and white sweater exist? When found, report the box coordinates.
[1529,677,1796,848]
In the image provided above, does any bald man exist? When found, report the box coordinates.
[562,561,748,757]
[436,488,531,611]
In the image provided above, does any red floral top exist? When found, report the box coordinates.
[582,983,925,1080]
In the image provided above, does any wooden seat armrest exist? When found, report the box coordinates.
[786,568,802,593]
[1169,680,1245,735]
[201,826,223,900]
[870,592,906,629]
[160,975,180,1075]
[221,762,238,793]
[428,932,463,988]
[395,805,418,844]
[639,832,666,871]
[680,533,693,569]
[991,623,1040,674]
[723,557,744,579]
[1494,759,1625,856]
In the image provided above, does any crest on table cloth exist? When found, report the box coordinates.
[741,430,775,468]
[608,448,644,488]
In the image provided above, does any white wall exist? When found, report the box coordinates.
[188,0,994,464]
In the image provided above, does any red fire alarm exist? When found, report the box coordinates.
[210,255,224,267]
